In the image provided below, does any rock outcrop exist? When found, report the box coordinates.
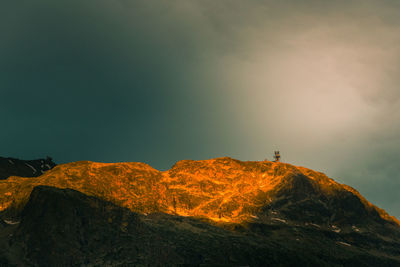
[0,157,399,266]
[0,156,56,180]
[0,157,397,227]
[0,186,398,266]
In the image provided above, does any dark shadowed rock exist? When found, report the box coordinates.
[0,186,398,266]
[0,156,56,180]
[0,157,399,266]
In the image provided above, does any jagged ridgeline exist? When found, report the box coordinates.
[0,157,399,266]
[0,156,56,180]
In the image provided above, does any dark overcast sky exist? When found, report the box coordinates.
[1,0,399,218]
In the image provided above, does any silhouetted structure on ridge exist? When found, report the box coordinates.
[273,151,281,162]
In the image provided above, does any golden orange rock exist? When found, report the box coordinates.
[0,157,398,226]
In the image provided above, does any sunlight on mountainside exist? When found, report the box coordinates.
[0,157,398,226]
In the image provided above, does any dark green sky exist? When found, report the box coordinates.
[1,0,399,218]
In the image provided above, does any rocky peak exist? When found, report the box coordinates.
[0,156,56,180]
[0,157,398,229]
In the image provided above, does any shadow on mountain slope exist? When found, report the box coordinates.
[0,186,399,266]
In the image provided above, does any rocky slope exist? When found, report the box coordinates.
[0,157,398,227]
[0,156,56,180]
[0,157,399,266]
[0,186,399,266]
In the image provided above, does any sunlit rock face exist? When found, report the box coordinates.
[0,157,398,227]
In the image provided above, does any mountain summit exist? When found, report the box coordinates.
[0,157,399,266]
[0,157,398,227]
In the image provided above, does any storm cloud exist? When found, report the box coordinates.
[1,0,399,217]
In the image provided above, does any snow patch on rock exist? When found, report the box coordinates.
[25,163,36,173]
[272,217,287,223]
[337,241,351,247]
[4,219,19,225]
[331,225,341,233]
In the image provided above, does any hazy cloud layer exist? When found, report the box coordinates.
[1,0,399,217]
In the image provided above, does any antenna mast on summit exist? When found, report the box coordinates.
[273,151,281,162]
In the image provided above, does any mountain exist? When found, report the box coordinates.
[0,157,398,226]
[0,156,56,180]
[0,186,398,266]
[0,157,399,266]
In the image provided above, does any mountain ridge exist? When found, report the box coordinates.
[0,156,398,227]
[1,156,399,266]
